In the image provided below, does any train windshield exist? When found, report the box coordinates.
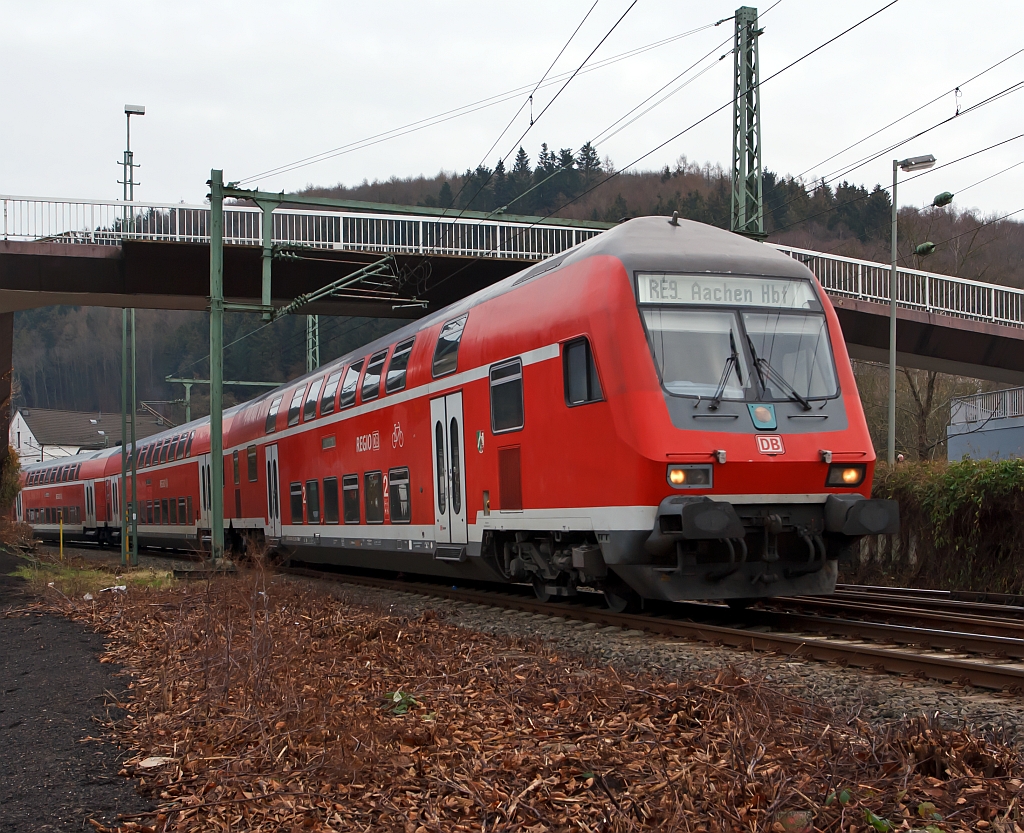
[642,309,752,399]
[642,307,837,403]
[743,312,838,400]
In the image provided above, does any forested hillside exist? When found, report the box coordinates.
[15,143,1023,457]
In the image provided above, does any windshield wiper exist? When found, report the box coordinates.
[746,336,812,411]
[709,332,743,410]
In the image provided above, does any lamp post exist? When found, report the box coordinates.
[888,154,936,466]
[120,104,144,566]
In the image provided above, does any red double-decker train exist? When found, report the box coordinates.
[17,217,897,608]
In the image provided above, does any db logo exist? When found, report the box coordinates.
[756,435,786,455]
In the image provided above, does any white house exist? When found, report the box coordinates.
[10,408,168,463]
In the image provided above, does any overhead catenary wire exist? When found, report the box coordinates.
[795,48,1024,182]
[760,79,1024,228]
[235,19,724,187]
[765,133,1024,241]
[419,1,906,302]
[445,0,641,220]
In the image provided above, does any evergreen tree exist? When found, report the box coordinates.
[510,147,532,211]
[492,158,512,212]
[576,142,602,190]
[438,180,453,209]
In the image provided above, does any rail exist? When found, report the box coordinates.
[950,385,1024,424]
[0,195,602,260]
[4,196,1023,329]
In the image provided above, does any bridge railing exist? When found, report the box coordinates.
[950,386,1024,424]
[5,196,1024,330]
[770,243,1024,330]
[0,195,602,260]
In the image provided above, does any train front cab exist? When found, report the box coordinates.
[596,257,898,603]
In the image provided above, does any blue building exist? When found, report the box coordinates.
[947,387,1024,460]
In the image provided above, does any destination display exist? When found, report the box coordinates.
[637,273,818,309]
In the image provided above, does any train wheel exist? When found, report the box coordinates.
[603,577,640,613]
[532,577,554,602]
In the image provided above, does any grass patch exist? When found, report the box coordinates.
[14,558,176,599]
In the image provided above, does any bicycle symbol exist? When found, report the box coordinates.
[392,423,404,448]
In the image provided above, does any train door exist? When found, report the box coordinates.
[84,480,96,528]
[103,480,112,522]
[430,391,467,546]
[265,444,281,538]
[198,454,211,528]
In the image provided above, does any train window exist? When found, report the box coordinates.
[59,466,68,483]
[434,421,446,515]
[303,376,324,422]
[265,396,283,434]
[161,499,170,524]
[247,445,258,482]
[388,468,411,523]
[449,420,462,515]
[489,359,524,433]
[185,431,195,457]
[178,497,187,524]
[339,360,363,409]
[320,369,342,417]
[287,386,305,427]
[306,479,321,524]
[362,351,387,402]
[290,482,303,524]
[432,314,468,378]
[342,474,360,523]
[159,441,169,465]
[563,337,604,406]
[323,477,339,524]
[170,497,178,525]
[364,471,384,523]
[385,338,416,394]
[186,496,194,525]
[232,450,240,485]
[176,437,186,460]
[146,501,154,525]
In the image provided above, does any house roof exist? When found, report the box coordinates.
[16,408,169,449]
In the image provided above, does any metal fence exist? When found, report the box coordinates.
[4,196,1023,329]
[770,243,1024,330]
[950,387,1024,425]
[0,195,600,259]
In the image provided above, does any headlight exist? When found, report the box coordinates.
[667,464,712,489]
[826,463,865,487]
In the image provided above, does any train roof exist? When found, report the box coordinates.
[70,217,817,441]
[257,216,817,394]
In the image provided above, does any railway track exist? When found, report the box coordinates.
[35,543,1024,693]
[278,565,1024,694]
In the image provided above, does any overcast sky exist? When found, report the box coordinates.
[2,0,1022,219]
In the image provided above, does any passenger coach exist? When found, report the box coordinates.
[17,217,897,608]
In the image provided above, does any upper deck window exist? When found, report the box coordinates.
[385,338,415,394]
[432,314,468,378]
[303,376,324,421]
[339,360,363,409]
[361,350,387,402]
[287,386,306,427]
[320,369,342,416]
[265,396,283,434]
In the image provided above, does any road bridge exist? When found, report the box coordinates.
[2,194,1023,388]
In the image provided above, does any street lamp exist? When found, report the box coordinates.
[122,104,145,201]
[120,103,144,568]
[888,154,937,465]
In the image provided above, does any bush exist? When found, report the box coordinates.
[843,459,1024,592]
[0,446,20,512]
